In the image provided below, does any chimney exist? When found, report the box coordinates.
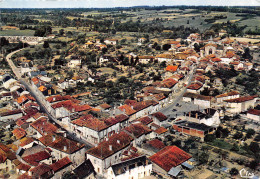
[131,105,133,109]
[145,159,149,166]
[106,138,109,141]
[72,108,75,113]
[64,145,67,151]
[117,140,120,144]
[53,97,56,101]
[52,135,56,142]
[117,168,121,174]
[63,133,67,138]
[109,145,112,151]
[28,171,32,176]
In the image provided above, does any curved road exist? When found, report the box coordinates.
[5,48,94,149]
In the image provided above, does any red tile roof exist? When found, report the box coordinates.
[161,78,178,88]
[115,114,129,122]
[19,137,34,147]
[149,146,192,172]
[30,117,58,136]
[87,131,133,159]
[148,139,165,150]
[118,105,136,116]
[22,151,51,166]
[50,157,72,172]
[0,153,7,164]
[166,65,178,72]
[151,112,167,122]
[0,109,22,117]
[12,128,27,139]
[247,109,260,116]
[51,100,91,112]
[154,127,168,134]
[187,82,203,90]
[124,99,137,106]
[46,95,73,103]
[215,91,240,98]
[99,103,111,109]
[124,123,152,138]
[71,114,108,131]
[137,116,153,125]
[0,143,16,160]
[16,162,31,171]
[225,95,257,103]
[19,163,53,179]
[39,134,85,154]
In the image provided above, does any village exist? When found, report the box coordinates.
[0,5,260,179]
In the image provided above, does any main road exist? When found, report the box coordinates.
[5,48,94,148]
[159,64,197,117]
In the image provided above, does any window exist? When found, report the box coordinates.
[115,155,117,160]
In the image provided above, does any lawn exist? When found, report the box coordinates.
[209,139,233,150]
[0,30,35,36]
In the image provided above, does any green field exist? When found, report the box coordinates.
[0,30,35,36]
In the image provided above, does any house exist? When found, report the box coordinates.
[247,109,260,122]
[186,82,204,93]
[30,116,59,138]
[57,79,69,89]
[183,92,213,108]
[12,128,27,140]
[87,131,134,176]
[138,56,154,64]
[173,120,215,140]
[99,55,116,65]
[144,139,165,152]
[18,163,54,179]
[150,112,168,126]
[0,109,23,122]
[185,108,220,127]
[224,96,258,114]
[51,100,92,119]
[71,114,129,145]
[73,159,96,179]
[124,122,152,146]
[0,143,17,174]
[38,133,86,167]
[155,54,173,63]
[149,146,192,177]
[50,157,72,179]
[215,91,240,103]
[107,155,152,179]
[67,57,82,68]
[104,39,118,45]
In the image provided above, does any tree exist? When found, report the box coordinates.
[230,168,239,177]
[62,171,77,179]
[160,61,167,68]
[205,134,216,142]
[246,129,255,138]
[199,152,209,164]
[249,160,258,170]
[231,143,239,152]
[0,37,9,47]
[233,132,243,139]
[249,142,259,154]
[43,41,49,48]
[162,44,171,51]
[59,29,65,36]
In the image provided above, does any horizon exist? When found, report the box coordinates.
[0,0,260,9]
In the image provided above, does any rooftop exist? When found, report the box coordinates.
[149,146,191,172]
[87,131,133,160]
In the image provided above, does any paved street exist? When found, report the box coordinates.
[160,65,197,117]
[5,49,94,149]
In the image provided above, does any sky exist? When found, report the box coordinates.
[0,0,259,8]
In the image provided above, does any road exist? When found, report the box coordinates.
[159,64,196,117]
[5,49,24,79]
[5,48,94,149]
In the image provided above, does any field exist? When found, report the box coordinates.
[0,30,35,36]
